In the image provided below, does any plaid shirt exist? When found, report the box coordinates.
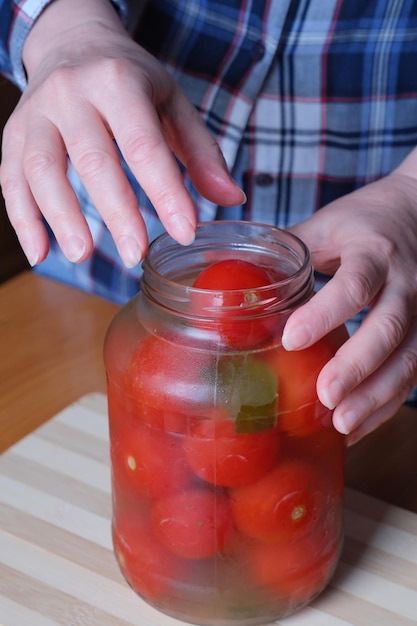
[2,0,417,318]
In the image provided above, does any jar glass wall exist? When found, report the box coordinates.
[104,221,347,625]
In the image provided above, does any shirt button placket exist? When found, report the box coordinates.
[255,173,273,187]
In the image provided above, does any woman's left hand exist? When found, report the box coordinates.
[285,157,417,444]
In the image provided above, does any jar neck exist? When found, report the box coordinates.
[140,222,314,318]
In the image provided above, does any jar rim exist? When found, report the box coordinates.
[141,221,314,315]
[146,220,311,278]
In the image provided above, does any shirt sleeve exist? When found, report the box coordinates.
[0,0,130,91]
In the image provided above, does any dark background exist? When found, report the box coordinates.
[0,78,29,283]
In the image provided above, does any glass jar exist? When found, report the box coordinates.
[104,221,347,625]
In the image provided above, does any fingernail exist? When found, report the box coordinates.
[168,214,195,246]
[118,236,143,268]
[24,243,40,267]
[235,185,247,204]
[65,235,86,263]
[334,409,360,435]
[28,255,39,267]
[321,379,345,410]
[282,323,312,350]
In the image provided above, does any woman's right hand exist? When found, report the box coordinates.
[0,0,245,267]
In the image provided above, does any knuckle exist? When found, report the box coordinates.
[49,57,136,98]
[104,207,132,234]
[23,150,56,181]
[2,118,18,146]
[0,172,20,202]
[106,214,123,233]
[152,185,180,210]
[400,346,417,385]
[343,271,375,310]
[73,148,109,180]
[99,56,131,84]
[8,213,32,234]
[375,311,408,352]
[374,235,396,261]
[362,391,380,415]
[348,360,369,388]
[339,352,369,390]
[401,381,416,402]
[47,65,79,99]
[0,161,12,190]
[121,131,164,167]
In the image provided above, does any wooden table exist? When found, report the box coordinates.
[1,270,417,626]
[1,270,416,514]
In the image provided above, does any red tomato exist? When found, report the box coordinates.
[262,327,348,437]
[248,525,340,605]
[231,459,324,543]
[193,259,273,291]
[111,421,195,499]
[192,259,277,349]
[184,418,281,487]
[113,514,184,601]
[282,425,345,498]
[108,377,188,440]
[124,334,211,429]
[151,487,234,559]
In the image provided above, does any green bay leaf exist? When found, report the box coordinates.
[215,355,278,433]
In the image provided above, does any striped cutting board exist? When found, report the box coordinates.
[1,393,416,626]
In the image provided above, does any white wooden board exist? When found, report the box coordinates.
[1,394,416,625]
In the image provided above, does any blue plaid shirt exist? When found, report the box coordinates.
[2,0,417,319]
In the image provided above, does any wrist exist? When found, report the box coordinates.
[22,0,125,80]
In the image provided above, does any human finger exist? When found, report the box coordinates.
[344,383,415,445]
[96,86,197,246]
[282,244,387,350]
[1,116,51,265]
[159,87,246,206]
[317,280,415,411]
[20,115,97,263]
[333,313,417,443]
[60,104,150,266]
[102,83,244,245]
